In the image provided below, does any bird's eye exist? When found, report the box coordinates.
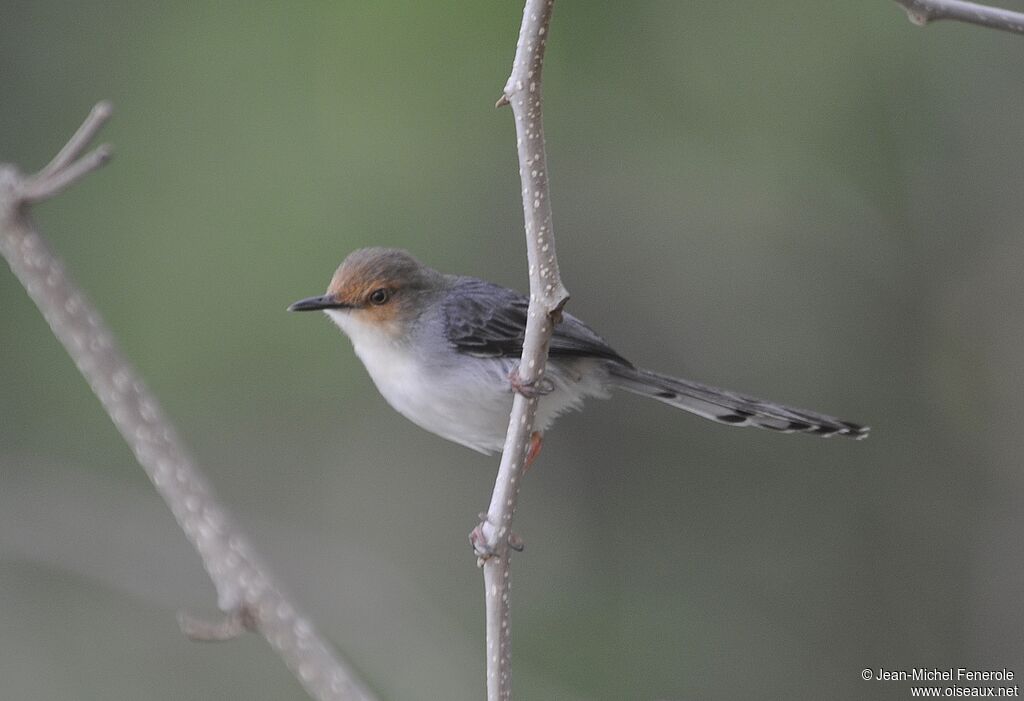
[368,288,390,305]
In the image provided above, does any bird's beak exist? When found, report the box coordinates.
[287,294,349,312]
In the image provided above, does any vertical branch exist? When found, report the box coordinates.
[0,105,378,701]
[892,0,1024,33]
[476,2,566,700]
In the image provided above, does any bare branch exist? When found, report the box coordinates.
[0,104,378,701]
[178,607,256,642]
[472,5,1024,699]
[37,101,114,180]
[892,0,1024,34]
[22,144,113,202]
[476,2,563,700]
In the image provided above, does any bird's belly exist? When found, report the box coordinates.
[353,335,608,454]
[353,342,513,454]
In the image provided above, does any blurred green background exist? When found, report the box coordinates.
[3,2,1023,699]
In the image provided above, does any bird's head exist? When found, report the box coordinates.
[289,247,443,340]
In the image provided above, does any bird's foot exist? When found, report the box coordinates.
[508,367,554,399]
[470,513,525,565]
[470,513,494,563]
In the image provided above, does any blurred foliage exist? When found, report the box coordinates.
[3,2,1024,700]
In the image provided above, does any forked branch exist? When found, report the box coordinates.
[0,104,377,701]
[474,2,564,700]
[892,0,1024,33]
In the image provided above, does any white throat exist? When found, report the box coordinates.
[324,308,422,400]
[325,309,400,357]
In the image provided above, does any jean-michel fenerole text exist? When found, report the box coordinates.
[875,669,1014,682]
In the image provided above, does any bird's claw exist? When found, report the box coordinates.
[470,514,494,563]
[470,514,525,564]
[509,367,554,398]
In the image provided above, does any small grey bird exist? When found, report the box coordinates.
[289,248,867,457]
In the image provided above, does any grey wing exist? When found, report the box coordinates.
[443,277,630,364]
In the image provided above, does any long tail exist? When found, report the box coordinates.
[607,365,868,439]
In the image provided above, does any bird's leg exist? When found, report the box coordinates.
[508,365,554,399]
[524,430,543,475]
[470,432,544,561]
[471,432,541,559]
[471,435,536,566]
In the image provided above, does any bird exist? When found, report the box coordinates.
[288,247,867,460]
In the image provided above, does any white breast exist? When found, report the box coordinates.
[325,310,507,453]
[327,311,433,415]
[324,309,609,454]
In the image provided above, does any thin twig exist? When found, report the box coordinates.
[22,144,113,202]
[476,2,565,700]
[178,606,257,642]
[892,0,1024,34]
[36,101,113,180]
[0,104,378,701]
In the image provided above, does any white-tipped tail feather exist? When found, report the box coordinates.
[608,365,868,439]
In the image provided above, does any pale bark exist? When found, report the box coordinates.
[893,0,1024,33]
[475,2,565,700]
[0,103,378,701]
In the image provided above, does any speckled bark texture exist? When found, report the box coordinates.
[0,104,377,701]
[477,2,565,700]
[893,0,1024,33]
